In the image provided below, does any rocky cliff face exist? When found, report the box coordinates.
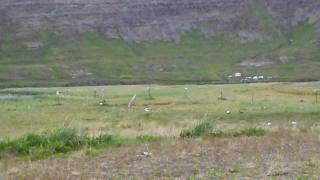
[1,0,320,42]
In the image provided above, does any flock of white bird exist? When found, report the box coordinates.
[56,87,299,128]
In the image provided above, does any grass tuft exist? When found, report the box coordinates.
[136,135,162,142]
[85,147,103,156]
[180,119,265,138]
[0,128,160,159]
[180,121,213,138]
[210,128,266,138]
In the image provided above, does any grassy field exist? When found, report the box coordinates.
[1,82,320,138]
[1,82,320,178]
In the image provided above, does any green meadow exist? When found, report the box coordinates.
[1,82,320,178]
[1,82,319,139]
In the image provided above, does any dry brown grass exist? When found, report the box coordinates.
[3,131,320,179]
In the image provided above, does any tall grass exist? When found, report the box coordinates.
[0,128,160,159]
[180,121,212,138]
[0,125,264,159]
[180,120,265,138]
[209,128,266,138]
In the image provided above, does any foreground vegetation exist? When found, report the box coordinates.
[4,131,320,179]
[0,126,264,160]
[0,128,161,160]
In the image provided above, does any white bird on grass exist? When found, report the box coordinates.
[144,107,150,113]
[142,151,152,157]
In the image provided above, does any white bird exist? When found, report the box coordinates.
[292,121,297,125]
[144,107,150,112]
[184,87,189,90]
[100,102,104,106]
[226,110,231,114]
[142,151,152,157]
[267,122,272,126]
[56,91,60,96]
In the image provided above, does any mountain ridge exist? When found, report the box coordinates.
[2,0,320,42]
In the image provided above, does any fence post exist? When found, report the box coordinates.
[147,87,153,100]
[56,91,61,105]
[128,94,137,108]
[251,91,254,104]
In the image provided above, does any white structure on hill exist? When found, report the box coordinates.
[235,72,242,77]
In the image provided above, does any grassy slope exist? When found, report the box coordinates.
[0,7,319,87]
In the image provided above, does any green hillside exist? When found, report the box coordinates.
[0,22,319,87]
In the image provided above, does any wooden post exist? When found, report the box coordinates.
[15,97,18,110]
[220,89,223,100]
[57,95,61,105]
[56,91,61,105]
[147,87,153,100]
[93,89,97,98]
[251,92,254,104]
